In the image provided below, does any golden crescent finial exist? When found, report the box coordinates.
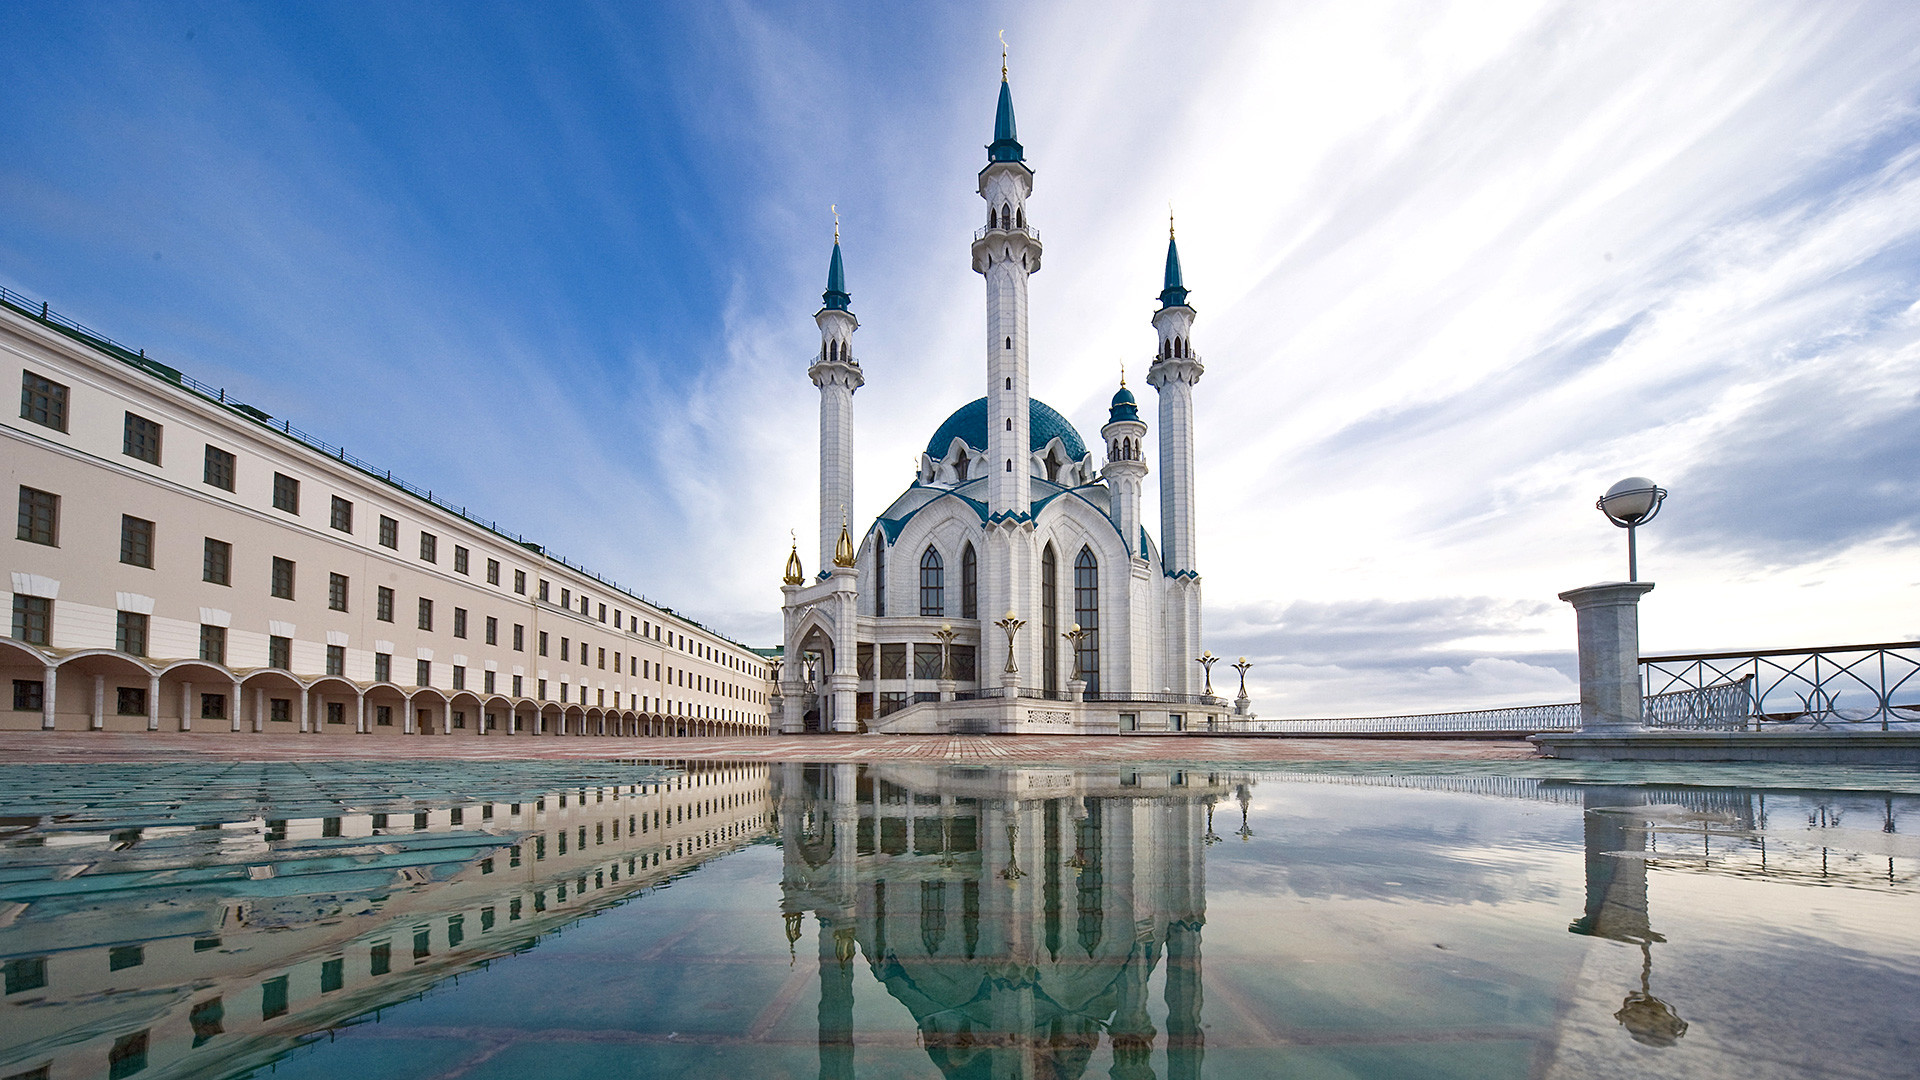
[1169,203,1176,238]
[999,30,1008,79]
[831,203,839,243]
[1119,358,1127,388]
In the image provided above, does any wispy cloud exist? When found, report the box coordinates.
[3,1,1916,706]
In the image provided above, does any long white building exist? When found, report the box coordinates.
[2,290,772,738]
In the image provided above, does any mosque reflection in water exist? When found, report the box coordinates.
[775,763,1223,1080]
[1,759,1912,1080]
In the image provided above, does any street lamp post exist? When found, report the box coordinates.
[1195,650,1219,698]
[933,622,958,702]
[1232,657,1252,719]
[994,610,1025,675]
[933,622,957,680]
[1062,622,1091,681]
[1597,476,1667,582]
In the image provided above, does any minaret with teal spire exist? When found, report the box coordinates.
[811,219,863,579]
[971,51,1045,672]
[1147,214,1205,693]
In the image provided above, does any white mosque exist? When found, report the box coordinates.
[777,69,1247,736]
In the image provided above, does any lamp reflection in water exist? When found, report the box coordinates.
[1569,787,1688,1047]
[774,762,1229,1080]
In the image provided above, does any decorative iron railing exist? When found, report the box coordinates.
[1640,676,1754,731]
[1250,701,1581,735]
[1640,641,1920,732]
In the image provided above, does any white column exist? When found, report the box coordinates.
[180,681,193,732]
[297,689,308,735]
[255,688,267,734]
[233,681,244,732]
[146,674,160,731]
[41,665,56,730]
[91,674,105,731]
[357,693,367,734]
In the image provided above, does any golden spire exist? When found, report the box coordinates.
[1169,203,1176,238]
[832,203,839,244]
[783,530,805,585]
[1119,358,1127,388]
[1000,29,1009,80]
[833,508,856,567]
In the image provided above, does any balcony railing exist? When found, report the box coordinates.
[972,224,1041,243]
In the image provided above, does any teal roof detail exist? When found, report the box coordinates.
[1159,233,1190,309]
[822,241,851,311]
[926,397,1087,461]
[1108,384,1139,423]
[988,77,1024,163]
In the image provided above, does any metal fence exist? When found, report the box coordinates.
[1251,700,1581,736]
[1641,641,1920,732]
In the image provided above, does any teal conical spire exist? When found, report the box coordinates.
[987,75,1024,163]
[1159,225,1190,309]
[822,240,851,311]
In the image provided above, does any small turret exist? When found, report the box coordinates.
[1102,369,1149,563]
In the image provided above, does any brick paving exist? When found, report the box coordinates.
[0,730,1537,765]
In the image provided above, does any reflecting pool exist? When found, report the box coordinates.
[0,759,1916,1079]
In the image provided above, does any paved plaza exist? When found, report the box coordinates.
[0,731,1535,764]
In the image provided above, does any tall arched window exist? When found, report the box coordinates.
[919,546,944,616]
[874,540,886,617]
[960,543,978,619]
[1041,545,1058,695]
[1074,547,1099,694]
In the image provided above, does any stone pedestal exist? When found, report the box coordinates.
[1068,678,1086,703]
[938,679,955,702]
[1559,581,1655,730]
[1001,671,1020,699]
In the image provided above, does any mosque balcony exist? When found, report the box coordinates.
[972,224,1041,243]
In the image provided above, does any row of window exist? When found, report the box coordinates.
[19,369,765,678]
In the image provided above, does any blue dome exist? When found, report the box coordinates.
[926,397,1087,461]
[1108,385,1139,423]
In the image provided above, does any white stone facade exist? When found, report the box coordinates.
[2,300,773,737]
[778,76,1244,735]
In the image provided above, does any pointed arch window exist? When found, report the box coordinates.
[874,540,886,617]
[1041,545,1059,695]
[960,543,978,619]
[919,546,944,616]
[1074,546,1100,694]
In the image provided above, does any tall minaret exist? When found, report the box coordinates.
[971,59,1042,522]
[1148,219,1205,691]
[810,226,863,576]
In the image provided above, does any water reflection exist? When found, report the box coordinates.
[0,761,1914,1079]
[0,761,773,1080]
[776,763,1223,1080]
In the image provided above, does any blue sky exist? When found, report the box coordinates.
[5,1,1918,715]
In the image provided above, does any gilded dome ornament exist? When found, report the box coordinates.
[783,530,805,585]
[833,508,856,567]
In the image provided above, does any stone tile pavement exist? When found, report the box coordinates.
[0,731,1537,764]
